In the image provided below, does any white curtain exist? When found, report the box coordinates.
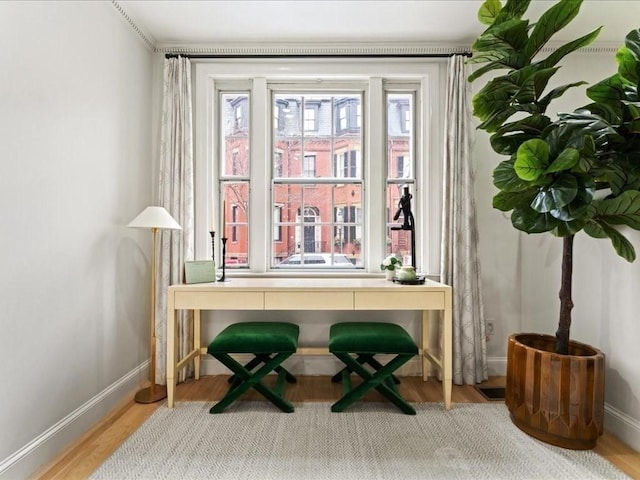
[156,56,195,384]
[441,55,488,385]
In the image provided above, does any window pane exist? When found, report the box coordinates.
[272,183,362,268]
[222,93,250,177]
[274,93,362,180]
[387,93,412,179]
[222,181,249,268]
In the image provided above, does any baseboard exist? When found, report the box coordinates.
[604,403,640,452]
[487,356,507,376]
[0,363,146,480]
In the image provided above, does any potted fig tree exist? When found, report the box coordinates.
[469,0,640,449]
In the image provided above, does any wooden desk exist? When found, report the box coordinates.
[166,277,452,409]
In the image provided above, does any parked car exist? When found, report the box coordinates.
[275,253,356,268]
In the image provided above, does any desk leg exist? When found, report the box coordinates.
[167,294,177,408]
[421,311,430,382]
[193,310,201,380]
[442,289,453,410]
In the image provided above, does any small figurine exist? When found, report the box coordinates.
[393,186,414,231]
[391,185,416,269]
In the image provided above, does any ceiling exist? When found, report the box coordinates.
[117,1,640,51]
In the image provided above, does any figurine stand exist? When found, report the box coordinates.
[219,237,228,281]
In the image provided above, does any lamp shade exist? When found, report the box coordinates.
[128,206,182,230]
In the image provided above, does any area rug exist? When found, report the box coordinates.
[90,402,629,480]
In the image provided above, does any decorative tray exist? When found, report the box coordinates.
[393,275,426,285]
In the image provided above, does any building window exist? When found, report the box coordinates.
[338,105,348,130]
[403,108,411,133]
[274,151,283,177]
[231,205,239,242]
[235,104,243,130]
[303,154,316,178]
[333,150,359,178]
[274,205,282,242]
[304,106,317,132]
[198,61,439,274]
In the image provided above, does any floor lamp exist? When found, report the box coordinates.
[128,206,182,403]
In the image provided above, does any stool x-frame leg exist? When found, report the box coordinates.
[331,352,416,415]
[210,352,296,413]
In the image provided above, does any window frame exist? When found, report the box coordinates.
[194,60,444,276]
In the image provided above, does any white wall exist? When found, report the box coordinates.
[473,51,640,449]
[0,2,154,477]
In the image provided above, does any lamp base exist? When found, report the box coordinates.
[134,385,167,404]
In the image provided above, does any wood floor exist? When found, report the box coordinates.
[33,375,640,479]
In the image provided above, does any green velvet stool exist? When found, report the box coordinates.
[329,322,418,415]
[207,321,299,413]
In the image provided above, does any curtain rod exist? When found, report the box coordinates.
[164,52,472,59]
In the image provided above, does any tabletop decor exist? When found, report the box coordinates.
[380,254,402,280]
[127,206,182,403]
[396,265,417,282]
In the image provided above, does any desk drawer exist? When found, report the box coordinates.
[174,291,264,310]
[354,291,444,310]
[264,291,353,310]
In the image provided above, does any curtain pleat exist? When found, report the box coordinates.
[441,55,488,385]
[156,56,195,384]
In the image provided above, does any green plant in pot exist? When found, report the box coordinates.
[469,0,640,449]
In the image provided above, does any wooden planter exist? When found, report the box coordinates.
[505,333,605,450]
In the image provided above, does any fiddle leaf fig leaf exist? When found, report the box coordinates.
[515,139,550,180]
[552,215,591,237]
[549,173,596,221]
[525,0,585,59]
[511,206,559,233]
[490,132,531,155]
[594,190,640,229]
[493,190,536,211]
[587,74,626,106]
[616,47,639,84]
[538,27,601,70]
[495,0,531,23]
[538,82,587,112]
[478,0,502,25]
[584,224,606,239]
[493,159,533,192]
[473,18,530,56]
[604,166,640,195]
[495,114,552,136]
[530,173,578,213]
[623,28,640,65]
[545,148,580,173]
[489,114,552,155]
[588,219,637,262]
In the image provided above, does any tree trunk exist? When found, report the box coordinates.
[555,235,574,354]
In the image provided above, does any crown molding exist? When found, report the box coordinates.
[111,1,155,51]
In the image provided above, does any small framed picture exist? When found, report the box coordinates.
[184,261,216,284]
